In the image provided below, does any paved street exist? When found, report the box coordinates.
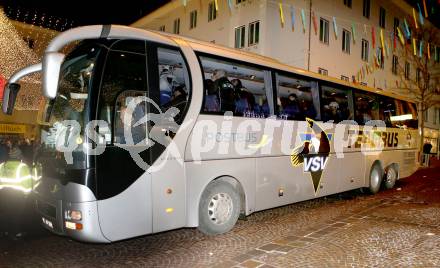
[1,162,440,268]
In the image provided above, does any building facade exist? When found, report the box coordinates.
[135,0,440,151]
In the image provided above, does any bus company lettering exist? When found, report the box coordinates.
[206,132,257,143]
[353,131,399,148]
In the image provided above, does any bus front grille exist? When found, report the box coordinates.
[36,199,57,219]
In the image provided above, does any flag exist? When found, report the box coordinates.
[417,3,424,25]
[290,6,295,31]
[413,38,417,55]
[301,9,307,33]
[397,27,405,45]
[423,0,428,17]
[412,8,419,29]
[380,29,385,57]
[419,40,423,57]
[228,0,233,11]
[351,22,356,43]
[312,11,318,35]
[404,18,411,39]
[215,0,219,11]
[279,2,285,27]
[333,17,338,39]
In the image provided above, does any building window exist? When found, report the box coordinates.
[173,18,180,34]
[234,25,246,48]
[404,61,410,80]
[379,7,386,28]
[159,25,165,32]
[360,82,367,86]
[208,1,217,22]
[343,0,352,8]
[393,17,399,35]
[318,68,328,76]
[416,68,421,84]
[361,39,369,61]
[341,75,349,81]
[248,21,260,46]
[363,0,370,18]
[392,55,398,75]
[319,18,329,44]
[236,0,246,4]
[190,10,198,29]
[342,29,351,54]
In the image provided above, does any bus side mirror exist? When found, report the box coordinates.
[2,83,21,115]
[43,52,65,99]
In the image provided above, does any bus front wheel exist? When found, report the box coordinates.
[368,162,384,194]
[198,180,241,235]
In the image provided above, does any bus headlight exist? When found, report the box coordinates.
[65,210,82,221]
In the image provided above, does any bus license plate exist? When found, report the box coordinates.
[42,217,53,229]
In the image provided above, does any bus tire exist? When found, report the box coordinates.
[383,165,398,189]
[198,180,241,235]
[368,162,383,194]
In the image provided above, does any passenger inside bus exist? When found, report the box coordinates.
[204,79,220,112]
[212,69,236,112]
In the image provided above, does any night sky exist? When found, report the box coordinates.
[0,0,438,31]
[0,0,171,30]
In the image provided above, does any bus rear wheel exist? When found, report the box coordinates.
[198,180,240,235]
[383,165,398,189]
[368,162,383,194]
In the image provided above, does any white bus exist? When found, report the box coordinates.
[2,25,419,243]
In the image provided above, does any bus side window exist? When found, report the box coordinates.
[157,47,191,125]
[378,96,396,127]
[321,85,354,123]
[354,91,380,124]
[275,73,319,121]
[113,91,147,144]
[198,55,273,118]
[98,40,148,144]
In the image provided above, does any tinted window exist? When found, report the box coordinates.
[378,96,396,127]
[354,91,380,124]
[276,73,320,120]
[321,84,354,123]
[98,43,148,144]
[158,47,191,124]
[199,55,274,118]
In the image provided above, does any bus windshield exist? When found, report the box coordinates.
[41,45,100,150]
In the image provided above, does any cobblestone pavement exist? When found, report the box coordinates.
[0,165,439,268]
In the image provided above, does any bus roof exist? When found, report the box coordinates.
[142,29,415,104]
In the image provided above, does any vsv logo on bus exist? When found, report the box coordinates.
[291,118,332,194]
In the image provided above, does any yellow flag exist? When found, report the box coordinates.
[413,38,417,56]
[380,29,385,57]
[215,0,219,11]
[279,3,285,27]
[412,8,418,29]
[397,27,405,45]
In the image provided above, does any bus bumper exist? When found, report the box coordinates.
[36,196,110,243]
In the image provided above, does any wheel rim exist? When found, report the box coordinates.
[208,192,233,225]
[371,168,381,190]
[385,168,397,186]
